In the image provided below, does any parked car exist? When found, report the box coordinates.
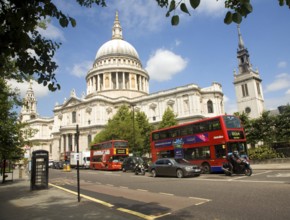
[48,160,54,168]
[149,158,201,178]
[52,161,64,169]
[122,156,149,172]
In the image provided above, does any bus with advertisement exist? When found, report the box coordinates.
[90,140,129,170]
[150,115,247,173]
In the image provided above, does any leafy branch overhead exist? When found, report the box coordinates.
[1,0,289,92]
[157,0,290,26]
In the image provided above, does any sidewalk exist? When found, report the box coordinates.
[0,169,139,220]
[251,162,290,170]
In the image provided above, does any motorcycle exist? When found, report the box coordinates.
[222,158,252,176]
[134,163,145,175]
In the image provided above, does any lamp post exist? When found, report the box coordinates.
[131,104,136,155]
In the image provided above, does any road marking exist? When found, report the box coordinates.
[189,196,212,205]
[106,184,114,187]
[48,183,114,207]
[117,208,171,220]
[189,196,212,201]
[137,189,148,192]
[120,186,128,189]
[159,192,174,196]
[253,170,272,176]
[267,173,290,178]
[105,173,121,176]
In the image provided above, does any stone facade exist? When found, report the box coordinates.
[21,12,224,160]
[233,25,265,119]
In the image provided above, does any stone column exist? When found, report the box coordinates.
[116,72,119,89]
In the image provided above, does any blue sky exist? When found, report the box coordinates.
[11,0,290,117]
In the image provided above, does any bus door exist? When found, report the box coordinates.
[213,144,227,171]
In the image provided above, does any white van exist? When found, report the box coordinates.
[70,151,90,169]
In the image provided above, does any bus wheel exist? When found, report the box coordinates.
[201,163,211,174]
[176,169,184,178]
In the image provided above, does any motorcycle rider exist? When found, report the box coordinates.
[227,150,241,172]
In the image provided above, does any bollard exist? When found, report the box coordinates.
[66,164,71,172]
[63,164,67,171]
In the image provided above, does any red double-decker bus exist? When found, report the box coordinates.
[150,115,247,173]
[90,140,129,170]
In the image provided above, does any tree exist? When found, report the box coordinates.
[158,107,177,129]
[156,0,290,26]
[92,105,142,154]
[2,1,289,92]
[0,0,106,91]
[135,111,154,156]
[275,105,290,142]
[0,78,26,183]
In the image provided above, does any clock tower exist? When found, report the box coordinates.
[233,25,265,118]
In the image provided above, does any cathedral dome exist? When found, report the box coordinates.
[95,39,139,60]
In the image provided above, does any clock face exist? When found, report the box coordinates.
[245,107,251,114]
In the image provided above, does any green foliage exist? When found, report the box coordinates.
[92,105,153,156]
[0,78,25,160]
[156,0,290,26]
[275,105,290,141]
[0,0,105,91]
[158,107,177,129]
[248,146,284,160]
[135,111,154,155]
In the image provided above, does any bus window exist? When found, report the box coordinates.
[209,119,221,131]
[160,131,168,139]
[184,146,210,160]
[223,116,242,128]
[152,133,159,141]
[215,144,226,159]
[170,129,178,138]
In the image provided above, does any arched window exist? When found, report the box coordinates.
[207,100,213,113]
[72,111,76,123]
[88,134,92,148]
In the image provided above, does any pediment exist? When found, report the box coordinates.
[62,97,82,108]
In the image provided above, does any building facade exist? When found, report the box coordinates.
[21,12,224,160]
[233,25,265,118]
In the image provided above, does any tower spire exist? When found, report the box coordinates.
[237,24,245,50]
[20,80,37,121]
[112,11,123,40]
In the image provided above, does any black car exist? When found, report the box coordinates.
[149,158,201,178]
[122,156,148,172]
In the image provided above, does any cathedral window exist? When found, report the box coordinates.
[207,100,213,113]
[88,134,92,148]
[241,84,249,97]
[256,82,261,95]
[72,111,76,123]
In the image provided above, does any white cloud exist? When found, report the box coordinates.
[265,93,290,110]
[145,49,188,81]
[105,0,166,33]
[223,95,238,114]
[71,61,93,77]
[38,23,65,41]
[8,80,49,99]
[278,61,287,68]
[194,0,226,17]
[265,73,290,92]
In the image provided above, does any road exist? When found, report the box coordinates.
[49,169,290,220]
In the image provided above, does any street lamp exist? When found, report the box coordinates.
[131,104,136,155]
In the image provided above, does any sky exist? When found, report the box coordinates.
[10,0,290,118]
